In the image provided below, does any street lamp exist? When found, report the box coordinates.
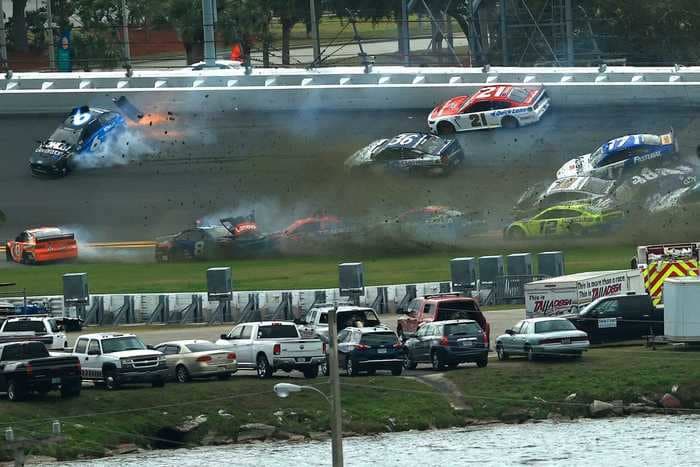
[272,306,343,467]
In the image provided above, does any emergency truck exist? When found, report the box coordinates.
[636,243,700,305]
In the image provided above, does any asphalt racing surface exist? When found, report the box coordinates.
[1,105,699,242]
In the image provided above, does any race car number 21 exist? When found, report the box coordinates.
[469,114,488,128]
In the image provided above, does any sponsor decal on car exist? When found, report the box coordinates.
[632,151,662,164]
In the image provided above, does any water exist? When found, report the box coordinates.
[58,415,700,467]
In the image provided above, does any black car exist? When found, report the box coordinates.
[336,326,403,376]
[403,319,488,370]
[0,341,81,401]
[564,293,663,344]
[29,97,141,177]
[344,132,464,176]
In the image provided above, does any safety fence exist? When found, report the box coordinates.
[0,280,455,327]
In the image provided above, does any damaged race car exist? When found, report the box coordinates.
[556,132,679,180]
[155,213,272,262]
[344,132,464,176]
[269,215,354,254]
[428,84,550,135]
[30,97,142,177]
[513,176,616,217]
[504,204,623,241]
[5,227,78,264]
[381,206,488,246]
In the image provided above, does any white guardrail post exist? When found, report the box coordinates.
[2,66,700,114]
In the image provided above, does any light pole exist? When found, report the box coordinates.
[273,307,344,467]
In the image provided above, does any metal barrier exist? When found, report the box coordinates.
[493,275,548,305]
[371,287,389,314]
[269,292,293,321]
[179,295,204,324]
[238,293,261,324]
[148,295,170,324]
[396,285,417,312]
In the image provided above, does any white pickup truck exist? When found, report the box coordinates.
[0,316,68,350]
[296,305,383,341]
[70,333,168,390]
[216,321,325,379]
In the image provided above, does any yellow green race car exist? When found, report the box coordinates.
[504,204,623,240]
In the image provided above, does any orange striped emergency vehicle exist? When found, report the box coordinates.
[637,243,700,305]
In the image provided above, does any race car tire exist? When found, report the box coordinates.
[5,249,11,262]
[501,116,519,129]
[436,122,456,136]
[505,227,526,241]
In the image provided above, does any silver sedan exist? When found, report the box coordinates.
[496,317,589,361]
[154,340,238,383]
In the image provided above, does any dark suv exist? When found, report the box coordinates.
[403,319,488,370]
[335,326,403,376]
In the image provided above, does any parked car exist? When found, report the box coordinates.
[563,293,663,344]
[153,340,237,383]
[496,317,589,361]
[297,304,382,341]
[216,321,325,379]
[70,333,168,389]
[0,315,68,350]
[0,341,81,401]
[396,293,491,346]
[403,319,488,370]
[335,326,403,376]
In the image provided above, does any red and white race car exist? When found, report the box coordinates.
[427,84,550,135]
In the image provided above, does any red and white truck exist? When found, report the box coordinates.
[525,270,645,317]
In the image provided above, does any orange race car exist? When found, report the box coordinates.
[5,227,78,264]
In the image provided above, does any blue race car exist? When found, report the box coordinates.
[556,131,678,180]
[29,97,141,177]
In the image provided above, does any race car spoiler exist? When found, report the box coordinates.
[34,233,75,242]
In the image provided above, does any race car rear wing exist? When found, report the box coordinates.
[113,96,143,121]
[34,233,75,242]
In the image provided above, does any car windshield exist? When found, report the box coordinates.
[3,320,46,333]
[360,332,398,346]
[437,301,479,321]
[444,322,482,335]
[49,126,82,145]
[338,309,381,329]
[534,320,576,333]
[258,325,299,339]
[590,146,605,166]
[185,342,219,352]
[101,336,147,353]
[508,87,530,102]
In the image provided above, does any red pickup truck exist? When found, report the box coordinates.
[396,293,491,346]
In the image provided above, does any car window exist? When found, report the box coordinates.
[423,304,433,318]
[74,338,88,353]
[407,299,420,315]
[361,332,399,346]
[2,345,21,361]
[491,101,511,110]
[240,326,253,339]
[445,322,482,335]
[3,320,47,333]
[257,324,299,339]
[88,340,101,354]
[319,311,328,324]
[534,320,576,333]
[592,299,620,317]
[85,119,102,138]
[465,101,492,113]
[436,300,480,321]
[374,148,402,162]
[601,149,632,166]
[512,320,524,333]
[165,345,180,355]
[337,329,349,342]
[186,342,219,352]
[520,322,531,334]
[227,326,243,340]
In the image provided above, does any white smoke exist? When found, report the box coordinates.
[73,127,156,169]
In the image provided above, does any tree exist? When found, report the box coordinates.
[167,0,203,64]
[11,0,28,52]
[271,0,307,65]
[218,0,272,65]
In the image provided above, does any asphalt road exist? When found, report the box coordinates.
[1,105,699,243]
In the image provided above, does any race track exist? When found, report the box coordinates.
[0,105,699,243]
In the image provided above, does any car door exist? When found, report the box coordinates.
[73,338,89,377]
[512,321,530,354]
[500,321,522,352]
[236,325,255,365]
[412,325,430,361]
[84,339,103,379]
[589,298,623,342]
[532,209,563,237]
[155,344,180,378]
[402,299,421,333]
[458,100,492,130]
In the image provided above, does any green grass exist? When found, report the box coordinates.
[0,244,634,296]
[0,375,460,461]
[447,347,700,420]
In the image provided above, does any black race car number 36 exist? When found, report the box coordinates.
[469,114,488,127]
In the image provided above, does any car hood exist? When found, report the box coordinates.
[31,141,73,163]
[556,154,593,179]
[344,139,386,167]
[105,350,162,359]
[430,95,470,119]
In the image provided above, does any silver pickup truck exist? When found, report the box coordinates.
[216,321,325,379]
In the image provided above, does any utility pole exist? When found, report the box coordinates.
[46,0,55,71]
[0,9,8,71]
[401,0,410,66]
[327,305,344,467]
[309,0,321,65]
[500,0,508,65]
[564,0,574,66]
[121,0,131,69]
[202,0,216,67]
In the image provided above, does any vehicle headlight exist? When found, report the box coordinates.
[158,356,167,363]
[121,359,134,366]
